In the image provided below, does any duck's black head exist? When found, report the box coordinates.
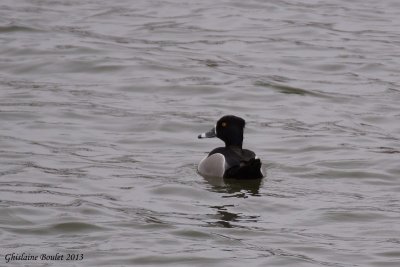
[198,115,245,148]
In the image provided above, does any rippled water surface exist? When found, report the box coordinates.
[1,0,400,266]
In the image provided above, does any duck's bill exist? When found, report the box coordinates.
[198,127,216,139]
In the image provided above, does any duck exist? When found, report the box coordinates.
[198,115,264,180]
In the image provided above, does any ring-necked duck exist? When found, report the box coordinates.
[198,115,264,180]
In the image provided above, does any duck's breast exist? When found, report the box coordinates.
[198,153,226,178]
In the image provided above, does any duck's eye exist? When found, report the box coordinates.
[222,122,227,127]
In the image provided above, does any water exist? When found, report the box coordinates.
[1,0,400,266]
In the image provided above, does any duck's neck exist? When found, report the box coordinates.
[224,129,243,148]
[226,144,243,150]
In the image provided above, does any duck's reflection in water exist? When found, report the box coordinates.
[207,204,261,228]
[203,174,263,198]
[202,176,263,228]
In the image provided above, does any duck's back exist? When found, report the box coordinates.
[198,147,263,179]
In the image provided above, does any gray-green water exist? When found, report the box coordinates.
[1,0,400,266]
